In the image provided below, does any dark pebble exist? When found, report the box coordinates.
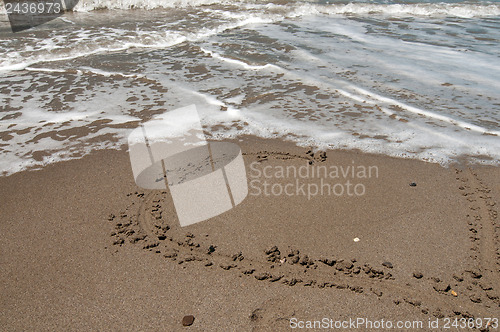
[288,278,301,286]
[409,182,417,187]
[299,255,310,266]
[433,283,451,293]
[269,274,283,282]
[470,296,481,303]
[232,252,244,261]
[335,260,353,271]
[382,261,393,269]
[265,246,280,255]
[319,258,336,266]
[433,310,445,319]
[255,272,270,280]
[182,315,195,326]
[220,264,235,270]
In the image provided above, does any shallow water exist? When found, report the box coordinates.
[1,0,499,175]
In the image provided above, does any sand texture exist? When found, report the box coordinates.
[1,137,499,331]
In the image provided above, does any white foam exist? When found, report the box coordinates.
[66,1,500,18]
[200,47,279,71]
[3,0,497,18]
[0,33,187,72]
[288,3,500,19]
[72,0,240,11]
[0,10,283,73]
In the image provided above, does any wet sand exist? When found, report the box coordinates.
[1,136,499,330]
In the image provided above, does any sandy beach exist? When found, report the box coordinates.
[1,136,498,330]
[1,2,500,329]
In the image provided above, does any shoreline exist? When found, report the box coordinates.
[1,135,499,330]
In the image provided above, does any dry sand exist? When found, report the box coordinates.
[1,136,499,331]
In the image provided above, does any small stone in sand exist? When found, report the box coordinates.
[182,315,195,326]
[255,272,270,280]
[470,296,481,303]
[220,264,235,270]
[232,251,244,261]
[413,272,423,279]
[265,246,280,255]
[409,182,417,187]
[319,258,336,267]
[353,237,360,242]
[336,261,353,271]
[382,261,393,269]
[288,278,301,286]
[269,274,283,282]
[433,283,451,293]
[299,255,311,266]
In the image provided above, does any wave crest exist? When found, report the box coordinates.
[1,1,499,18]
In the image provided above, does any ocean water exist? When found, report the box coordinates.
[0,0,499,175]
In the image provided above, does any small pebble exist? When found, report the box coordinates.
[409,182,417,187]
[353,237,360,242]
[470,296,481,303]
[182,315,195,326]
[382,261,393,269]
[255,272,270,280]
